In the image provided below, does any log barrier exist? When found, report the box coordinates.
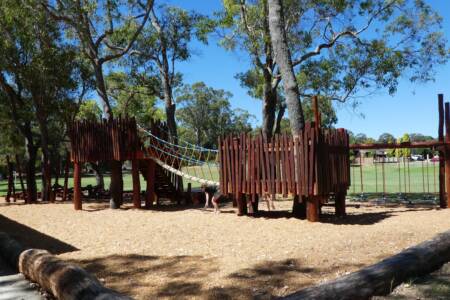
[283,229,450,300]
[0,233,130,300]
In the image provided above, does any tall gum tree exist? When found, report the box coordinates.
[229,0,448,136]
[0,0,81,203]
[40,0,154,208]
[129,4,213,142]
[267,0,448,134]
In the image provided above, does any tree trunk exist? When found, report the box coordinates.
[24,140,38,204]
[92,62,123,208]
[274,102,286,134]
[15,154,26,195]
[54,153,61,187]
[262,71,277,139]
[109,160,123,209]
[37,118,52,202]
[93,63,113,119]
[161,72,177,142]
[90,162,105,190]
[267,0,305,135]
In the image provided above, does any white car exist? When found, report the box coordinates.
[410,154,424,161]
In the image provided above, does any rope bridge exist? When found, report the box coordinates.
[138,124,220,187]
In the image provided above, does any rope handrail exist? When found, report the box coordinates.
[138,124,219,153]
[145,142,214,165]
[150,157,219,186]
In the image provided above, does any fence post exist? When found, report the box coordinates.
[132,159,141,208]
[73,162,82,210]
[306,196,320,222]
[438,94,446,208]
[335,190,347,217]
[444,101,450,208]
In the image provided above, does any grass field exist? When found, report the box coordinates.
[0,161,439,198]
[349,161,439,199]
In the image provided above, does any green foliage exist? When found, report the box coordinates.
[396,133,411,157]
[220,0,449,115]
[107,72,163,124]
[175,82,254,148]
[378,133,396,157]
[76,100,102,121]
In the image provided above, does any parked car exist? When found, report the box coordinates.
[411,154,424,161]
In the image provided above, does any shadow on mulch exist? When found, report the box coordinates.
[0,214,78,255]
[68,253,365,299]
[319,207,435,225]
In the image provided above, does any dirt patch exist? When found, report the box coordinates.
[0,198,449,299]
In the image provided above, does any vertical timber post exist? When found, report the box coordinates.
[335,190,347,217]
[131,159,141,208]
[444,101,450,208]
[306,196,320,222]
[438,94,446,208]
[73,162,82,210]
[145,160,155,209]
[186,183,192,205]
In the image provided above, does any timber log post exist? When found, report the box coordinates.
[437,94,446,208]
[445,101,450,208]
[283,230,450,300]
[131,159,141,208]
[73,162,82,210]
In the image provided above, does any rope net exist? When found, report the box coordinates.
[138,124,220,187]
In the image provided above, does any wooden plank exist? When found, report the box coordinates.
[275,134,281,194]
[289,136,296,195]
[260,134,267,194]
[280,134,287,197]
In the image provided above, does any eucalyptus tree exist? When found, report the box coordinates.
[269,0,448,134]
[226,0,448,136]
[107,71,163,125]
[176,82,254,148]
[130,4,213,141]
[0,0,82,202]
[40,0,154,208]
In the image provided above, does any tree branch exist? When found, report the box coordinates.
[100,0,154,63]
[292,0,397,66]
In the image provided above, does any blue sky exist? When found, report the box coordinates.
[165,0,449,139]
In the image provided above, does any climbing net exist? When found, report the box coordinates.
[138,124,220,186]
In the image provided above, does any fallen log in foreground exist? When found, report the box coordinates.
[0,233,130,300]
[283,229,450,300]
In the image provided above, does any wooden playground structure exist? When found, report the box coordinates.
[3,94,450,222]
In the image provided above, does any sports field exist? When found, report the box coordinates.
[0,161,439,199]
[349,161,439,200]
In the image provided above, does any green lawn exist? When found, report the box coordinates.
[0,161,439,198]
[181,164,220,188]
[349,160,439,199]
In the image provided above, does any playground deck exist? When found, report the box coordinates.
[1,198,449,299]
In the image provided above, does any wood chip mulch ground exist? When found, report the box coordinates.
[0,198,449,299]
